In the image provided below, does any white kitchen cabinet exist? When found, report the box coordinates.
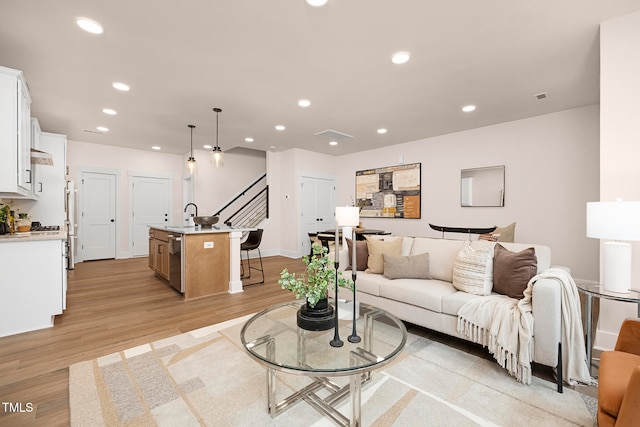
[0,65,32,198]
[0,237,66,337]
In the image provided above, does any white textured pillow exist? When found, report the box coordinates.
[452,241,494,295]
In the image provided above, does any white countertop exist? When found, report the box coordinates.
[151,225,255,234]
[0,230,67,243]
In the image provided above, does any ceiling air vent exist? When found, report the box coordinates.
[315,129,353,141]
[534,92,548,100]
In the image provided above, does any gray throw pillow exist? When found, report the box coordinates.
[382,253,431,280]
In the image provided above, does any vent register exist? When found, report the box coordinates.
[314,129,353,142]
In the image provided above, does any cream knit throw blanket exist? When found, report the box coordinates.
[457,268,592,386]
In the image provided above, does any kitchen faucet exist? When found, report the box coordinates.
[184,203,198,217]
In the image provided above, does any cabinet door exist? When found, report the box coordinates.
[17,79,31,192]
[149,237,157,271]
[158,241,169,279]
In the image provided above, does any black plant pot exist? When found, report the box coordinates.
[297,298,335,331]
[0,222,8,235]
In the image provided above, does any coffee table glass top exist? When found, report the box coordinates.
[240,300,407,376]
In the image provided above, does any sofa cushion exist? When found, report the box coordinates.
[379,278,457,313]
[452,241,494,295]
[442,290,485,316]
[364,236,403,274]
[353,271,387,297]
[383,253,432,280]
[410,238,466,282]
[493,243,537,299]
[346,238,369,271]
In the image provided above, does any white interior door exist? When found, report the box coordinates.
[300,176,335,256]
[132,176,171,257]
[81,172,117,260]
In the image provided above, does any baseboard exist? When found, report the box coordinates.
[594,329,618,352]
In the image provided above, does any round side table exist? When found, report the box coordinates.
[575,280,640,375]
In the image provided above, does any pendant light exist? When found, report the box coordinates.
[186,124,197,174]
[211,107,224,168]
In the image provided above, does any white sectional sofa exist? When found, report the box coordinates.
[335,236,565,390]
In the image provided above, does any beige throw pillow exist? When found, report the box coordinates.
[452,241,494,295]
[383,253,431,280]
[364,236,403,274]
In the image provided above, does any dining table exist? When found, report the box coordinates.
[316,229,390,252]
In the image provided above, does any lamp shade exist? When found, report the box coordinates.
[587,201,640,241]
[336,206,359,227]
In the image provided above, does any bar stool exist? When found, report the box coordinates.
[241,229,264,285]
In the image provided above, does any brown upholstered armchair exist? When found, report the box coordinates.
[598,318,640,426]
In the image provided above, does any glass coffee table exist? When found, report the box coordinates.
[240,300,407,427]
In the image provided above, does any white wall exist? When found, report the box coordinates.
[597,10,640,350]
[67,140,266,259]
[267,148,338,256]
[332,106,600,280]
[188,147,266,217]
[67,140,184,259]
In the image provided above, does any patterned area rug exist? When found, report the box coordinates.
[69,315,596,426]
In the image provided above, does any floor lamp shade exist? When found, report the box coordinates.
[587,201,640,293]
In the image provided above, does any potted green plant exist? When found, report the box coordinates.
[279,244,353,331]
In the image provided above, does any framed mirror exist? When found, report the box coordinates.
[460,165,505,207]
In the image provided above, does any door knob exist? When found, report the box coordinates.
[110,219,115,222]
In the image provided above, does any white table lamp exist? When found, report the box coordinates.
[587,201,640,293]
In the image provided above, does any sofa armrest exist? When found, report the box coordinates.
[615,318,640,355]
[531,275,562,366]
[328,248,350,272]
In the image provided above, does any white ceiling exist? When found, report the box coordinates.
[2,1,640,156]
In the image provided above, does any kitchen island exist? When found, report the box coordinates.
[0,230,67,337]
[148,225,251,300]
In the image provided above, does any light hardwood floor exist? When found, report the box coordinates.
[0,255,304,426]
[0,255,596,426]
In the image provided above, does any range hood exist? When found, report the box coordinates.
[30,148,53,166]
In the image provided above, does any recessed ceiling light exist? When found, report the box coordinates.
[391,52,410,64]
[76,18,103,34]
[102,108,117,115]
[377,128,388,134]
[112,82,130,91]
[298,99,311,107]
[329,141,338,146]
[96,126,109,132]
[245,137,254,143]
[306,0,328,6]
[203,144,212,149]
[275,125,286,131]
[152,146,161,150]
[462,105,476,112]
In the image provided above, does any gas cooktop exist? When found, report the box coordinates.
[30,225,61,232]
